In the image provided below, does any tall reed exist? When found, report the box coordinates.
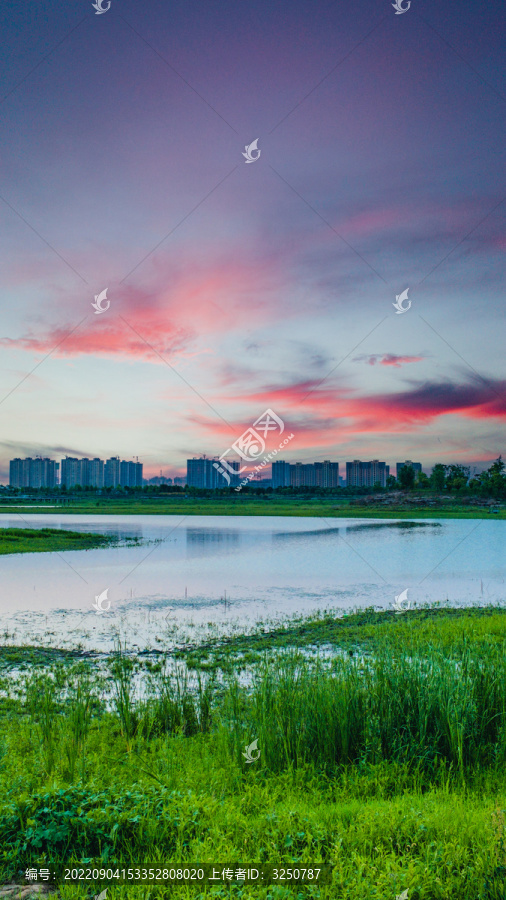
[64,666,95,781]
[217,644,506,776]
[25,669,63,774]
[141,661,214,738]
[107,642,138,741]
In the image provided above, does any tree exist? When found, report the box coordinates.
[386,474,398,490]
[481,456,506,498]
[398,465,415,490]
[430,464,446,491]
[445,465,470,493]
[416,471,430,489]
[468,476,481,494]
[489,455,505,478]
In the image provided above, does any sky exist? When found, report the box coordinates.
[0,0,505,481]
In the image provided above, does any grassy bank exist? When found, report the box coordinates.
[0,495,504,518]
[0,527,125,556]
[1,607,505,897]
[179,603,506,671]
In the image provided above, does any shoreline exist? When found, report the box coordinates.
[0,500,504,519]
[1,603,505,669]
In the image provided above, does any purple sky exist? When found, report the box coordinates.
[0,0,505,480]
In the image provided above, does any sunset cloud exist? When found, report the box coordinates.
[353,354,425,368]
[241,375,506,434]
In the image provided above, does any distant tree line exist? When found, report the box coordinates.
[0,483,186,497]
[386,457,506,498]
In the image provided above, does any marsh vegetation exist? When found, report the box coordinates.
[0,606,505,897]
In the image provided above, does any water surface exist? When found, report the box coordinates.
[0,514,504,650]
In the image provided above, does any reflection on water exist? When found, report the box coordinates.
[0,513,504,651]
[272,521,442,542]
[186,528,241,556]
[342,520,442,533]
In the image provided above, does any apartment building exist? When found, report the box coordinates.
[272,460,339,488]
[346,459,390,488]
[186,457,240,488]
[9,457,58,489]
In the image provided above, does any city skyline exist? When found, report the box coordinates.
[4,448,488,489]
[1,1,504,481]
[6,452,453,489]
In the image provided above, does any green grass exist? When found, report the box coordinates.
[0,526,127,555]
[0,494,504,518]
[1,608,506,897]
[179,604,506,671]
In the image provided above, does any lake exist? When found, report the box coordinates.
[1,514,504,650]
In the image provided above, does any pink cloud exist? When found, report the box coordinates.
[0,252,287,362]
[188,375,506,450]
[247,377,506,430]
[353,354,424,367]
[0,321,190,362]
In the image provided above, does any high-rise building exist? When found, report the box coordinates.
[370,460,389,487]
[186,457,240,488]
[79,458,91,487]
[32,457,57,489]
[89,458,105,488]
[291,462,316,487]
[272,460,291,488]
[61,457,81,488]
[9,457,57,489]
[396,460,422,478]
[104,457,121,487]
[120,460,143,487]
[60,457,88,488]
[9,458,26,488]
[9,454,142,489]
[346,460,362,487]
[173,477,186,485]
[272,460,339,488]
[60,456,140,488]
[346,459,390,488]
[315,460,340,488]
